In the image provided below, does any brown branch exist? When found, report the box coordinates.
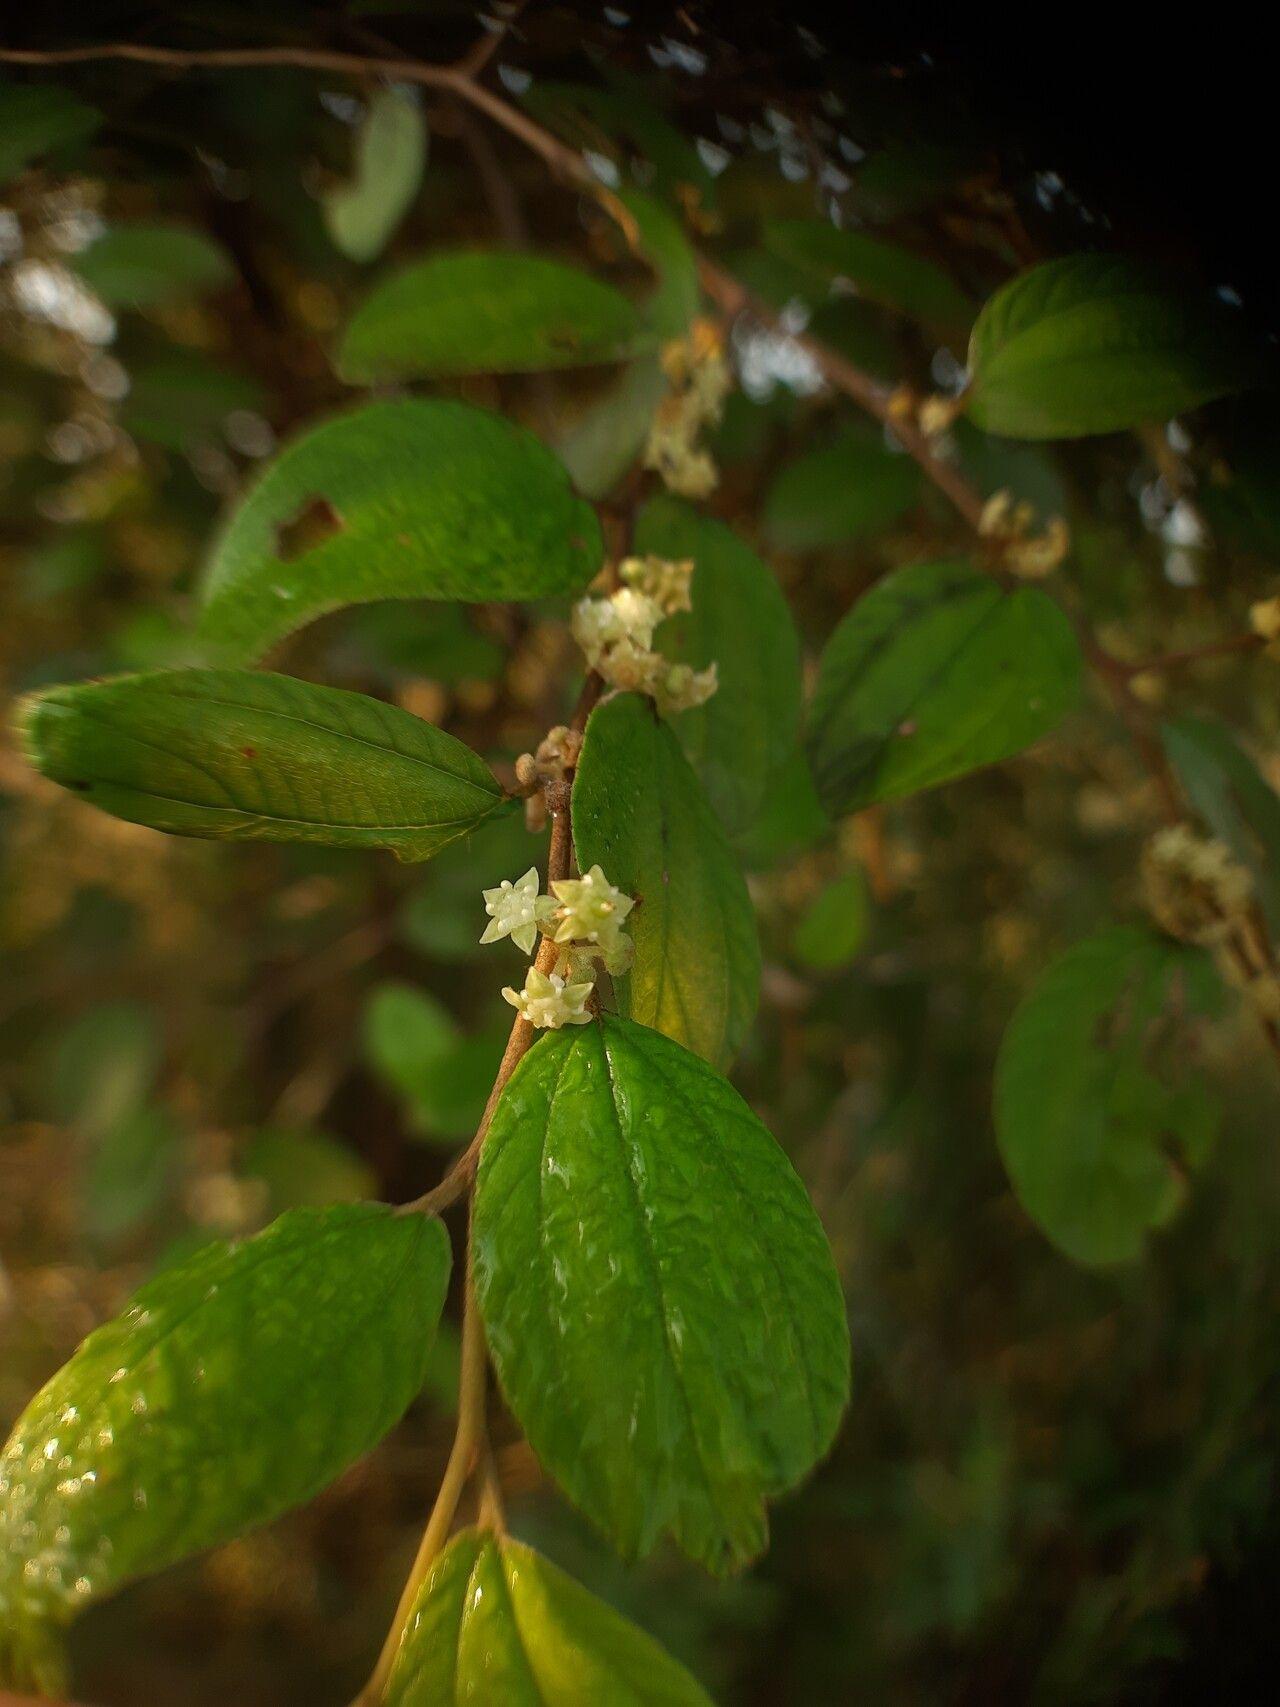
[1109,631,1266,676]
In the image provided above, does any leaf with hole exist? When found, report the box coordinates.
[197,400,602,663]
[966,256,1258,439]
[19,668,511,861]
[0,1205,451,1635]
[636,496,802,836]
[384,1527,714,1705]
[573,693,760,1068]
[805,558,1081,815]
[995,927,1220,1266]
[474,1015,850,1573]
[322,85,427,263]
[337,251,647,381]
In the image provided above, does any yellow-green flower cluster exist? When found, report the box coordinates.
[572,556,717,716]
[482,863,637,1028]
[643,319,732,499]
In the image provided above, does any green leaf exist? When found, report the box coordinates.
[384,1528,714,1705]
[762,219,974,339]
[118,353,265,452]
[363,981,503,1144]
[0,82,99,183]
[619,187,700,336]
[1163,714,1280,934]
[474,1016,850,1573]
[805,559,1081,816]
[635,496,802,835]
[240,1128,377,1211]
[45,1001,161,1141]
[573,694,760,1068]
[337,251,647,381]
[322,86,427,263]
[20,668,511,862]
[966,256,1257,439]
[558,355,667,502]
[197,400,601,664]
[70,224,234,309]
[792,871,869,971]
[762,426,920,550]
[995,928,1220,1267]
[0,1205,451,1630]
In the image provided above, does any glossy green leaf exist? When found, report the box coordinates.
[1163,714,1280,933]
[198,400,601,663]
[792,871,869,971]
[995,928,1220,1266]
[20,668,511,861]
[322,86,427,263]
[337,251,647,381]
[474,1016,850,1572]
[70,224,234,308]
[384,1528,714,1705]
[762,427,920,550]
[763,218,974,339]
[0,82,99,183]
[966,256,1256,439]
[0,1205,451,1631]
[805,559,1081,815]
[573,693,760,1068]
[636,495,803,835]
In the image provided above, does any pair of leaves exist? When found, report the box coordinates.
[0,1205,450,1635]
[198,398,602,664]
[967,256,1257,438]
[384,1528,712,1705]
[635,496,803,836]
[473,1015,850,1574]
[573,693,760,1069]
[322,86,427,263]
[995,928,1220,1266]
[762,218,975,341]
[806,558,1082,817]
[20,668,512,862]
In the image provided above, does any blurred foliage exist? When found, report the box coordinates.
[3,5,1280,1704]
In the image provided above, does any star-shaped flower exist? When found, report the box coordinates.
[502,966,595,1029]
[550,864,635,951]
[480,866,556,955]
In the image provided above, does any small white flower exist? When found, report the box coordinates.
[551,864,635,951]
[480,867,556,955]
[502,966,594,1029]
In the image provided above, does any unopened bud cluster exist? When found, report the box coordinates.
[978,489,1070,579]
[482,863,636,1028]
[644,319,732,499]
[572,555,717,716]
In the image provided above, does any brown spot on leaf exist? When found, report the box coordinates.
[274,496,343,562]
[241,746,257,759]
